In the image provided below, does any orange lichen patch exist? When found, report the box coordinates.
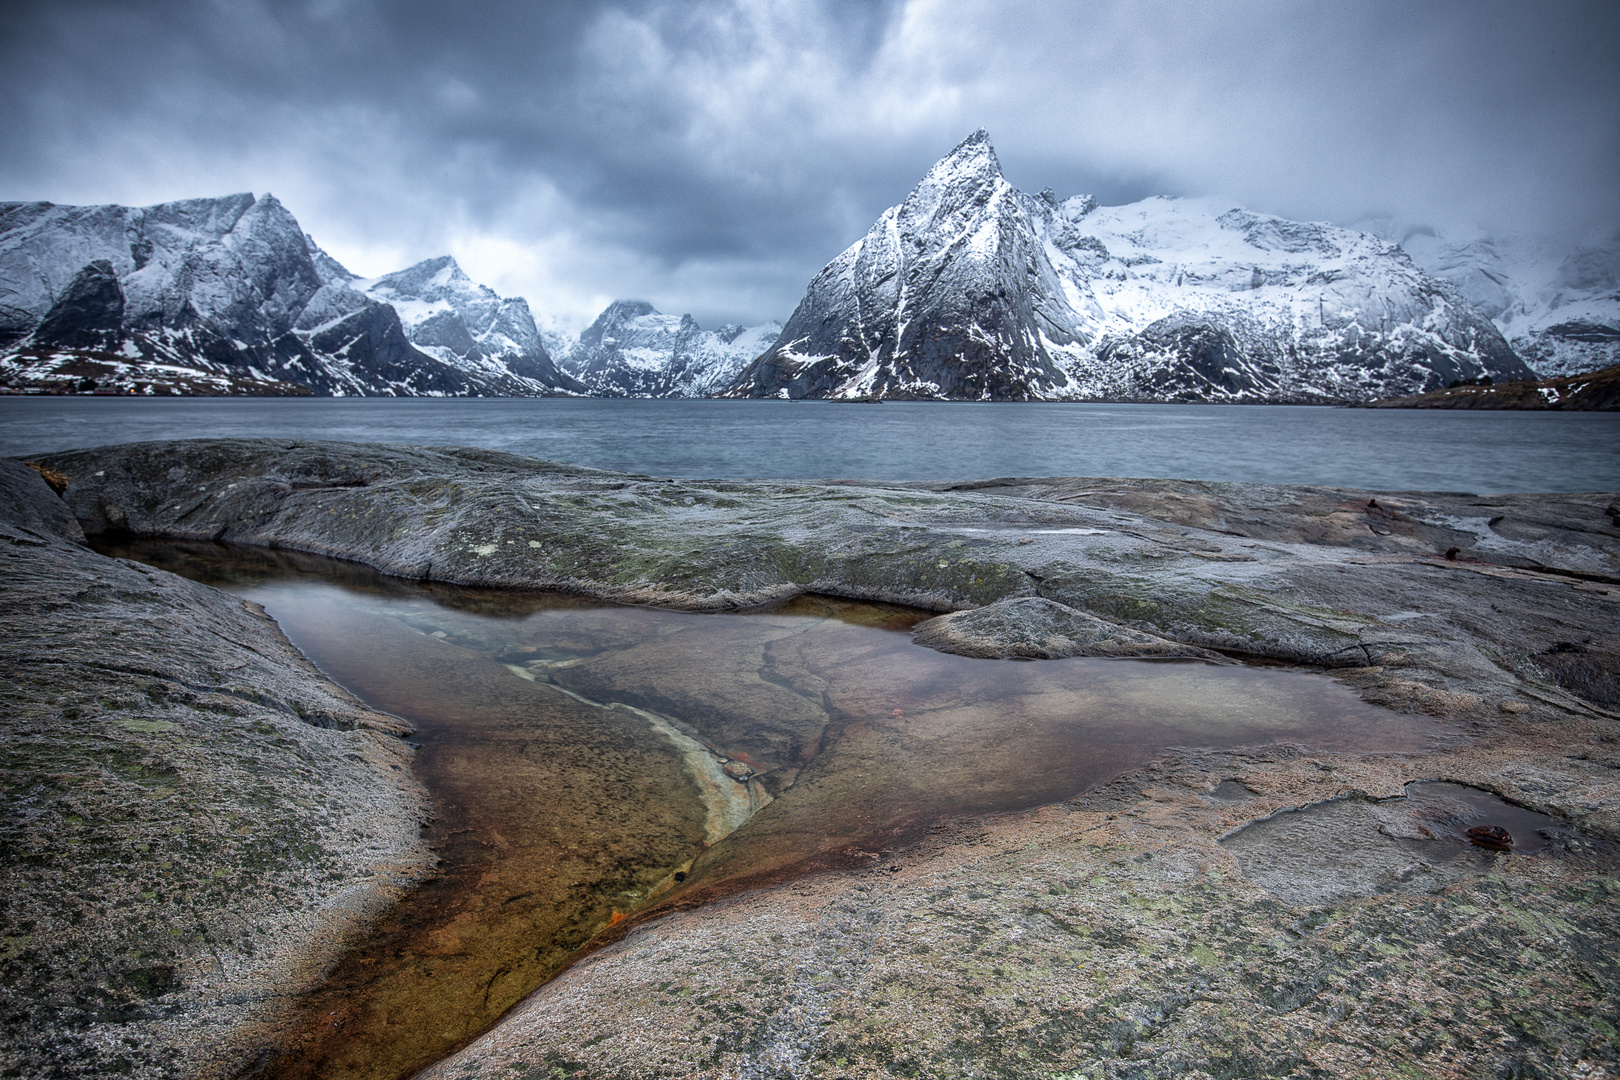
[23,461,70,495]
[607,911,626,927]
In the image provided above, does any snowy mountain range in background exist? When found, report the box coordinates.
[729,131,1544,402]
[1,132,1614,400]
[0,194,578,396]
[338,254,581,393]
[1364,221,1620,381]
[560,300,781,398]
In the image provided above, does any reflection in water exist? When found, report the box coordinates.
[96,541,1446,1080]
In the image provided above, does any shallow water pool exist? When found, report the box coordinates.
[98,540,1451,1080]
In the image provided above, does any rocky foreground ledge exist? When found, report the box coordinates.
[9,438,1620,1078]
[0,458,432,1079]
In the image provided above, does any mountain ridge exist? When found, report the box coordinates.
[0,194,578,396]
[559,299,782,398]
[725,131,1535,402]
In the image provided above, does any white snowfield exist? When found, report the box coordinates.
[731,131,1545,402]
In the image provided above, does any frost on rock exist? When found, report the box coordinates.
[726,130,1539,402]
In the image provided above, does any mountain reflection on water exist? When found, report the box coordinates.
[96,540,1444,1080]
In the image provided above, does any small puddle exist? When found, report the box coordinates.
[96,540,1453,1080]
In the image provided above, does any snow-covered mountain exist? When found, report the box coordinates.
[0,194,577,396]
[727,131,1532,402]
[1374,224,1620,380]
[346,255,581,392]
[561,300,782,397]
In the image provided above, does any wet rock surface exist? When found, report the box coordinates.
[0,459,431,1079]
[31,439,1620,704]
[9,438,1620,1078]
[912,596,1227,660]
[422,746,1620,1080]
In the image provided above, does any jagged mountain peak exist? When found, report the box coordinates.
[727,132,1531,402]
[898,128,1013,237]
[303,234,354,285]
[0,192,578,396]
[933,128,1000,178]
[562,298,782,398]
[364,255,483,301]
[593,299,659,326]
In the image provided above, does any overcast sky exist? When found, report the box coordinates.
[3,0,1616,329]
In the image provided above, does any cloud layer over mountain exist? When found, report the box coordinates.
[3,0,1615,329]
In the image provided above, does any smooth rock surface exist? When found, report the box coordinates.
[33,438,1619,706]
[912,595,1227,660]
[0,459,431,1078]
[422,738,1620,1080]
[14,438,1620,1079]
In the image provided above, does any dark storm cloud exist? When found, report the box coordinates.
[2,0,1616,328]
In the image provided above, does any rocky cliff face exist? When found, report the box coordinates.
[0,195,577,396]
[727,131,1534,402]
[1388,225,1620,380]
[562,300,781,397]
[350,255,582,393]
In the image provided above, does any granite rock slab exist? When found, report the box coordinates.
[0,458,431,1079]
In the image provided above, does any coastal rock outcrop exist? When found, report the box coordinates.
[0,458,430,1079]
[12,439,1620,1080]
[1368,361,1620,410]
[32,439,1619,707]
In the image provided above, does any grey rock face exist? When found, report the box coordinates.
[729,130,1533,401]
[30,259,125,351]
[0,460,84,543]
[1384,224,1620,379]
[353,255,582,394]
[563,299,782,397]
[0,456,430,1078]
[31,440,1619,708]
[912,596,1226,660]
[0,195,559,396]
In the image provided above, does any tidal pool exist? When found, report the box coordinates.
[97,540,1451,1080]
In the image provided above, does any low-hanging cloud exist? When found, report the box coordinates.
[3,0,1615,328]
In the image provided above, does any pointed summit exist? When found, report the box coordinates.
[727,129,1530,402]
[913,129,1004,196]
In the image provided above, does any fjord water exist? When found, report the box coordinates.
[8,396,1620,493]
[98,541,1450,1080]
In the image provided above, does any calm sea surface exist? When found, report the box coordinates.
[3,397,1616,493]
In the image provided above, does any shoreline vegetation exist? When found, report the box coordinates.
[3,439,1618,1078]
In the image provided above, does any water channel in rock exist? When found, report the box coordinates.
[95,540,1457,1080]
